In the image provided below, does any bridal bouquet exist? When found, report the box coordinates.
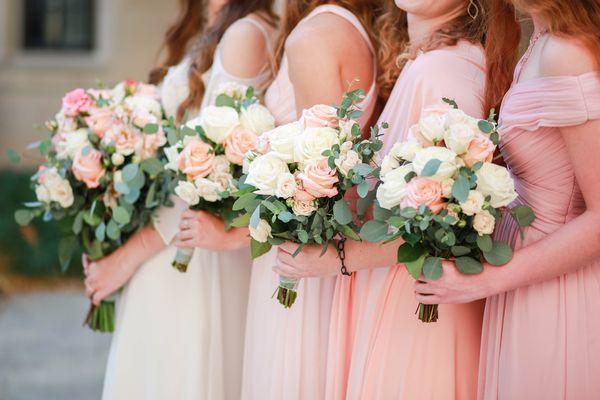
[360,99,535,322]
[14,80,173,332]
[166,82,275,272]
[234,90,384,308]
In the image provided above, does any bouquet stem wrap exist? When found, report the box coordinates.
[417,303,438,323]
[84,298,116,332]
[276,276,299,308]
[172,247,194,273]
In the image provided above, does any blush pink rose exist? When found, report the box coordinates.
[224,127,258,165]
[72,148,106,188]
[36,165,48,184]
[401,177,445,214]
[297,159,339,198]
[136,129,167,160]
[85,107,114,138]
[108,124,139,156]
[178,137,215,180]
[61,88,93,117]
[462,134,495,167]
[293,172,316,202]
[299,104,339,129]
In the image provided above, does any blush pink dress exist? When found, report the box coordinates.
[241,5,377,400]
[328,41,488,400]
[477,58,600,398]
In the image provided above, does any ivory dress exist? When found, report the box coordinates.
[240,5,377,400]
[478,47,600,400]
[329,41,488,400]
[101,16,275,400]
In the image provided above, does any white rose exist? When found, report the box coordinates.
[473,210,496,235]
[210,171,235,193]
[412,146,459,181]
[195,177,221,202]
[441,178,455,198]
[242,151,257,174]
[475,162,518,208]
[293,127,339,163]
[444,109,468,126]
[174,180,200,206]
[55,129,91,160]
[212,155,231,174]
[49,179,74,208]
[418,113,446,144]
[335,150,360,177]
[240,104,275,135]
[275,172,297,199]
[111,153,125,166]
[459,190,485,216]
[265,122,303,162]
[339,119,358,141]
[292,199,317,217]
[245,153,291,196]
[214,82,248,99]
[55,111,77,133]
[249,219,272,243]
[163,145,181,172]
[35,185,51,203]
[444,123,476,155]
[124,95,162,119]
[159,63,190,119]
[376,164,414,209]
[197,106,239,143]
[111,82,127,105]
[389,140,422,162]
[380,154,401,177]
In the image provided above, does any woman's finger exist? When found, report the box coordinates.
[174,238,196,249]
[276,251,297,267]
[92,290,104,306]
[414,282,439,296]
[175,229,196,241]
[272,262,300,279]
[415,294,440,304]
[278,241,298,255]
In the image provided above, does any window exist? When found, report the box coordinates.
[23,0,95,52]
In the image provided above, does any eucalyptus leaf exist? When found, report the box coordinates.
[423,257,443,280]
[249,206,261,229]
[231,213,250,228]
[405,255,426,280]
[14,209,34,226]
[452,175,470,203]
[451,245,471,257]
[95,223,106,242]
[510,205,535,227]
[121,164,139,182]
[142,123,159,134]
[397,243,424,263]
[360,220,389,242]
[141,158,163,176]
[420,159,442,177]
[106,220,121,240]
[333,200,353,225]
[483,241,513,266]
[112,207,131,225]
[58,236,78,273]
[357,181,370,199]
[476,234,493,252]
[455,256,483,274]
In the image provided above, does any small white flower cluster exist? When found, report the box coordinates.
[34,167,74,208]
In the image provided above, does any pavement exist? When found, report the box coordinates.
[0,290,112,400]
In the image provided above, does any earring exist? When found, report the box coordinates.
[468,0,479,20]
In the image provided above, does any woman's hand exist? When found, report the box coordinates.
[274,241,341,279]
[84,252,138,306]
[414,260,498,304]
[173,210,249,251]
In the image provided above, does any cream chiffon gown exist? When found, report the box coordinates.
[101,17,275,400]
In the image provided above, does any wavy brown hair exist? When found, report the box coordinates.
[377,0,521,113]
[149,0,278,121]
[511,0,600,73]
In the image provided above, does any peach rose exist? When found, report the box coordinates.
[85,107,114,138]
[224,127,258,165]
[299,104,339,129]
[136,129,167,160]
[293,173,316,202]
[400,177,445,214]
[108,124,139,156]
[72,148,106,188]
[178,137,215,180]
[462,134,495,167]
[61,88,93,117]
[297,159,339,198]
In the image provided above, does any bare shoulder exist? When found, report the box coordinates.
[219,18,269,78]
[540,35,597,77]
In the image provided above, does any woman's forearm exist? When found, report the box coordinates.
[119,226,167,271]
[221,227,250,251]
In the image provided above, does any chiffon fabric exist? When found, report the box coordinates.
[241,5,377,400]
[101,16,275,400]
[478,64,600,398]
[328,41,488,400]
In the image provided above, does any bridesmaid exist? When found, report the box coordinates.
[239,1,380,399]
[275,0,519,399]
[83,1,278,399]
[414,1,600,399]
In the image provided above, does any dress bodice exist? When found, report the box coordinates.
[264,5,378,126]
[498,72,600,234]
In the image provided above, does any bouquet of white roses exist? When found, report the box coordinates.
[360,99,535,322]
[233,90,385,308]
[14,80,174,332]
[166,82,275,272]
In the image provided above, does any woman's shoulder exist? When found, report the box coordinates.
[539,34,597,78]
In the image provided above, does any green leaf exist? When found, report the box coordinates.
[83,210,102,226]
[106,220,121,240]
[121,163,139,182]
[339,224,361,241]
[442,97,459,109]
[145,183,157,208]
[353,163,373,177]
[215,94,236,108]
[357,181,370,198]
[404,170,417,183]
[72,212,84,234]
[400,207,417,219]
[452,175,470,203]
[423,257,443,280]
[451,245,471,257]
[298,230,309,243]
[476,234,493,252]
[478,119,494,134]
[251,239,272,259]
[123,188,140,204]
[359,220,389,242]
[95,223,106,241]
[231,213,250,228]
[128,169,146,190]
[278,211,296,223]
[142,123,159,134]
[58,236,78,273]
[233,192,257,211]
[405,255,426,280]
[397,243,424,263]
[114,181,130,195]
[6,149,21,164]
[483,241,513,266]
[357,189,376,217]
[141,157,163,176]
[373,204,392,221]
[420,159,442,177]
[112,206,131,225]
[455,256,483,274]
[333,199,353,225]
[14,209,34,226]
[182,126,197,137]
[510,205,535,227]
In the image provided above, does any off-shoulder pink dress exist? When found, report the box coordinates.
[241,5,377,400]
[478,62,600,398]
[328,41,488,400]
